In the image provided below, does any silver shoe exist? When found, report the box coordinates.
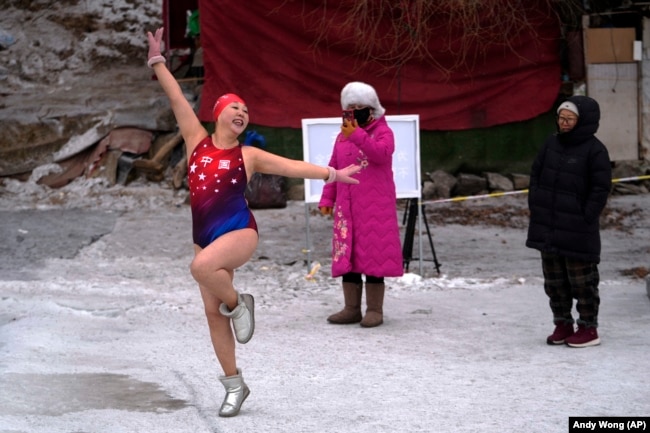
[218,368,250,417]
[219,292,255,344]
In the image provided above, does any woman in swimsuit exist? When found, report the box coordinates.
[146,28,360,417]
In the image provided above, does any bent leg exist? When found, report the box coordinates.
[191,229,258,375]
[191,229,258,309]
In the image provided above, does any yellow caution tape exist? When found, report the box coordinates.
[612,174,650,183]
[422,174,650,205]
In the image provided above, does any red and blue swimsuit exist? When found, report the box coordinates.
[188,137,258,248]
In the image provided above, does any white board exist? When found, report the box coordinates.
[301,115,421,203]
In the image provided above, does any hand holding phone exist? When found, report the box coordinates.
[341,117,357,138]
[342,110,354,124]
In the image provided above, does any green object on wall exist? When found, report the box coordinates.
[186,10,200,38]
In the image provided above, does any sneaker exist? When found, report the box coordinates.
[565,325,600,348]
[219,293,255,344]
[546,322,575,345]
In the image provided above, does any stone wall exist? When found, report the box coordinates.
[420,160,650,201]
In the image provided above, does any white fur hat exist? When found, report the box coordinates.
[340,81,386,118]
[557,101,579,117]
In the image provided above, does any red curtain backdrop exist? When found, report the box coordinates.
[197,1,561,131]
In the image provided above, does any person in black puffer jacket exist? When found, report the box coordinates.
[526,95,611,348]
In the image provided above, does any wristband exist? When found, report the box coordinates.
[325,166,336,183]
[147,55,166,68]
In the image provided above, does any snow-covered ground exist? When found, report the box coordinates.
[3,2,649,430]
[0,178,648,433]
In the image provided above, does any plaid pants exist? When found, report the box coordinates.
[541,252,600,328]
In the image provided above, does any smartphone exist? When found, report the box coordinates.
[342,110,354,123]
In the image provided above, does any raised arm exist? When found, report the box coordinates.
[147,28,207,156]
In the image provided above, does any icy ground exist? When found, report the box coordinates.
[0,177,649,433]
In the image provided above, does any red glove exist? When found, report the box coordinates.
[146,28,166,68]
[341,118,357,138]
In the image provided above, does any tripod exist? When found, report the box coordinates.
[402,198,441,275]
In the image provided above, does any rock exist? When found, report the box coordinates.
[0,67,177,177]
[421,180,436,200]
[429,169,457,198]
[454,173,487,196]
[613,183,648,195]
[484,172,513,192]
[511,173,530,190]
[0,29,16,49]
[0,0,168,177]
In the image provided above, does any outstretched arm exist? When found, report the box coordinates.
[242,146,360,184]
[147,28,207,156]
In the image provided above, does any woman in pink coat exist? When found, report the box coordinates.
[319,82,404,327]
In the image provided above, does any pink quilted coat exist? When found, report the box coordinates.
[319,115,404,278]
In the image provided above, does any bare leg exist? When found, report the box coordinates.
[191,229,258,308]
[199,283,238,376]
[190,229,258,375]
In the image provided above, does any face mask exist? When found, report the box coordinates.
[353,107,372,125]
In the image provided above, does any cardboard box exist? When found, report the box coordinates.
[585,28,635,64]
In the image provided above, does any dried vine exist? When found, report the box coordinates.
[294,0,584,77]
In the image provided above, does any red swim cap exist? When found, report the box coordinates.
[212,93,246,121]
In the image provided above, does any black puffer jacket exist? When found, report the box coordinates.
[525,95,612,263]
